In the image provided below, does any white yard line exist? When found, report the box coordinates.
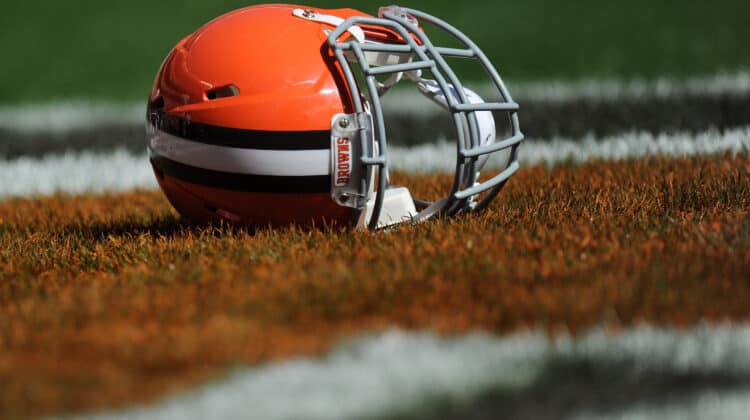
[2,127,748,199]
[1,71,748,133]
[506,70,750,102]
[392,126,750,173]
[0,149,157,198]
[0,101,144,134]
[382,70,750,113]
[69,325,750,420]
[571,390,750,420]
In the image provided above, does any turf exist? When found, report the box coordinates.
[1,154,749,418]
[2,0,749,103]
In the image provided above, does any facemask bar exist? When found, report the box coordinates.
[327,6,523,229]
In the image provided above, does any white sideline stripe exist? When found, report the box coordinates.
[392,126,750,173]
[69,325,750,420]
[2,127,749,199]
[0,149,157,198]
[0,101,144,134]
[508,69,750,102]
[2,71,749,134]
[149,130,329,176]
[382,70,750,113]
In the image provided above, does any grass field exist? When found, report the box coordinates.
[2,1,750,418]
[1,153,749,418]
[2,0,750,102]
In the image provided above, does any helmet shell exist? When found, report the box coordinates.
[148,4,370,227]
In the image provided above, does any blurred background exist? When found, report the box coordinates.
[1,0,749,104]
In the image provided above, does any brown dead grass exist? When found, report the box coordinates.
[1,154,749,418]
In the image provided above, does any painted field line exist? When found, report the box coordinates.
[0,101,144,134]
[67,325,750,420]
[2,71,749,134]
[382,70,750,115]
[507,69,750,102]
[393,126,750,173]
[2,127,749,199]
[0,149,157,198]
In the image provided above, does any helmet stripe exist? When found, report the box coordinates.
[148,109,330,151]
[150,155,330,194]
[148,128,329,177]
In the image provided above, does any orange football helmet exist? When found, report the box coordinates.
[147,4,522,229]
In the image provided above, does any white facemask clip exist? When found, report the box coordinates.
[293,8,366,42]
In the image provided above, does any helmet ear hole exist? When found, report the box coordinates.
[206,84,240,100]
[150,96,165,110]
[152,165,165,180]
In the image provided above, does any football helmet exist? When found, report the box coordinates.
[147,4,522,229]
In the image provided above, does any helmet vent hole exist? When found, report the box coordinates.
[206,84,240,100]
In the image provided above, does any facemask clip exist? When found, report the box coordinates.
[293,8,366,42]
[330,112,372,210]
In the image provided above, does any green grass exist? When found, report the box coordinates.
[1,154,749,417]
[1,0,749,103]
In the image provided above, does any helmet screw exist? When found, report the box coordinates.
[338,117,350,128]
[302,9,315,18]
